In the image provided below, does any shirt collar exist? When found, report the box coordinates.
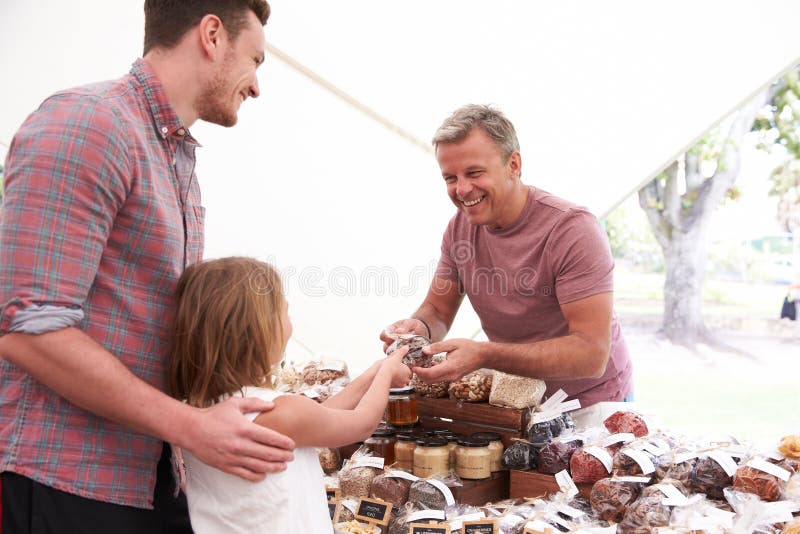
[130,58,198,143]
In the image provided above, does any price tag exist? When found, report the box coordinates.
[674,451,698,464]
[613,476,651,483]
[602,433,635,447]
[554,469,579,498]
[707,450,738,477]
[352,456,385,470]
[654,483,690,506]
[326,486,340,502]
[523,519,555,534]
[558,399,581,412]
[621,448,656,474]
[354,497,392,526]
[584,446,613,473]
[387,469,420,482]
[407,510,446,523]
[747,458,792,482]
[539,389,568,411]
[556,504,586,519]
[462,519,498,534]
[410,521,451,534]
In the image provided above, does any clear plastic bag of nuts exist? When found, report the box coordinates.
[410,354,449,398]
[448,369,493,402]
[488,371,546,409]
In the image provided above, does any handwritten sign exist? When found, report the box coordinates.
[354,497,392,526]
[463,519,499,533]
[409,521,451,534]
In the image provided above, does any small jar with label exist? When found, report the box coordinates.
[413,437,450,478]
[455,437,491,480]
[394,433,417,472]
[471,431,504,472]
[386,387,418,426]
[365,427,396,466]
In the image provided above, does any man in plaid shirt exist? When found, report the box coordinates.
[0,1,295,531]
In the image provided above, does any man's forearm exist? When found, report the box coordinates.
[0,327,195,446]
[481,334,610,380]
[413,303,451,342]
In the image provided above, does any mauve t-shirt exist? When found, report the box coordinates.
[435,186,632,407]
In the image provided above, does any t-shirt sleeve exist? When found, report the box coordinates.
[434,216,460,282]
[548,209,615,304]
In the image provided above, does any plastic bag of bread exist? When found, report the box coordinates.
[604,410,649,438]
[339,446,385,499]
[488,371,546,409]
[302,358,349,385]
[616,493,672,533]
[733,456,796,502]
[318,447,342,474]
[589,476,647,522]
[407,472,461,511]
[448,369,492,402]
[369,471,415,509]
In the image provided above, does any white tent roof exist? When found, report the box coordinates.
[2,1,799,365]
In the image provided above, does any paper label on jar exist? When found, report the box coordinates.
[387,470,419,482]
[426,479,456,506]
[602,433,635,447]
[584,446,613,473]
[352,457,384,470]
[653,483,690,506]
[555,469,580,498]
[555,504,586,519]
[408,509,446,522]
[747,457,792,481]
[621,448,656,474]
[707,450,738,477]
[319,360,346,372]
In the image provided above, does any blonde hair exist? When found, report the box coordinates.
[168,257,286,408]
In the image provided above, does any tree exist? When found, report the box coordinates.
[753,69,800,233]
[637,87,775,347]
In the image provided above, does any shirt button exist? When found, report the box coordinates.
[161,126,168,134]
[172,157,177,165]
[177,128,186,136]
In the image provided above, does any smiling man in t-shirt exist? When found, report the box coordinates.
[381,104,632,408]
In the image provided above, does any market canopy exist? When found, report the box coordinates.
[1,1,799,364]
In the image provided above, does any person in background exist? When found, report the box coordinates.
[381,104,633,408]
[169,257,412,533]
[0,1,294,532]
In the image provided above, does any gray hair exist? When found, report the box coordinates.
[431,104,520,160]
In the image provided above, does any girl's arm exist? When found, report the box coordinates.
[321,360,381,410]
[254,348,411,448]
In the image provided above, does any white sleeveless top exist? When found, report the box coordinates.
[182,387,333,533]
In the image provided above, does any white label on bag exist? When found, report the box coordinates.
[533,410,562,424]
[674,451,698,464]
[426,479,456,506]
[556,504,586,519]
[407,509,446,522]
[555,469,580,498]
[524,519,554,531]
[352,457,384,470]
[654,483,690,506]
[584,446,613,473]
[387,470,419,482]
[707,450,737,477]
[642,439,670,456]
[546,513,571,529]
[558,399,581,413]
[602,433,635,447]
[539,389,569,411]
[449,512,485,530]
[622,448,656,474]
[342,499,358,513]
[553,434,583,444]
[723,444,748,459]
[747,457,792,481]
[319,360,346,372]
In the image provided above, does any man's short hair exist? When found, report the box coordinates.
[432,104,520,161]
[143,0,270,55]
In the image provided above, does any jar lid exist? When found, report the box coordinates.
[458,437,490,447]
[471,432,502,442]
[371,427,396,438]
[396,433,417,442]
[444,433,463,443]
[432,429,451,436]
[416,437,448,447]
[389,386,415,394]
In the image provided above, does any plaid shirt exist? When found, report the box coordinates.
[0,59,204,508]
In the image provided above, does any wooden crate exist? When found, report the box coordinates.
[416,397,530,447]
[508,470,593,500]
[451,471,509,506]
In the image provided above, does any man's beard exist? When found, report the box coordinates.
[196,56,238,127]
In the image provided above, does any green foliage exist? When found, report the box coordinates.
[604,200,663,271]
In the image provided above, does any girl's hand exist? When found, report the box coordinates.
[384,346,412,388]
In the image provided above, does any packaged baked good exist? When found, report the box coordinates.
[604,411,649,438]
[501,440,539,470]
[733,457,795,502]
[537,439,582,474]
[691,453,737,500]
[369,471,414,508]
[318,447,342,474]
[339,446,385,499]
[589,477,646,522]
[616,494,672,533]
[570,445,615,484]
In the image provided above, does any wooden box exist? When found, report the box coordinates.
[508,470,592,500]
[416,397,530,447]
[451,471,509,506]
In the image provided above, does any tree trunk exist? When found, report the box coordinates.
[661,226,709,345]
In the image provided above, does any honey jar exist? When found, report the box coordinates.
[386,387,418,426]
